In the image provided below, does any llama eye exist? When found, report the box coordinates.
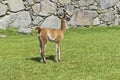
[66,17,70,21]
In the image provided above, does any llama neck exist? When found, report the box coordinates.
[60,19,66,33]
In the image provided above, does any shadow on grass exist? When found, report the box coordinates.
[27,55,56,63]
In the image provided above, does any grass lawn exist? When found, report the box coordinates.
[0,27,120,80]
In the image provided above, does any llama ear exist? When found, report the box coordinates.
[63,9,66,18]
[62,9,70,21]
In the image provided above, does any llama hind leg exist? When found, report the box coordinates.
[38,37,43,62]
[39,46,44,63]
[41,40,47,64]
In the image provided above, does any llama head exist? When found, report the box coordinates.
[59,9,70,21]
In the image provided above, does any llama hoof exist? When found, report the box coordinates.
[44,61,47,64]
[58,59,61,62]
[40,59,47,64]
[43,59,47,64]
[56,59,61,62]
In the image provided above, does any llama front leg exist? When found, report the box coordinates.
[56,43,61,62]
[39,37,47,64]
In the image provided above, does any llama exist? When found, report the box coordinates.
[35,14,70,64]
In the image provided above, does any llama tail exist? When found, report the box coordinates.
[35,26,41,33]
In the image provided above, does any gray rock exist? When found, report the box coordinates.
[0,0,4,2]
[93,17,100,25]
[32,3,40,15]
[18,27,32,34]
[32,16,43,25]
[89,5,99,10]
[34,0,41,3]
[1,0,7,5]
[41,15,61,29]
[69,9,98,26]
[78,0,94,6]
[100,11,115,22]
[95,0,100,4]
[39,0,56,16]
[100,0,118,9]
[114,18,120,25]
[7,0,25,12]
[9,11,32,28]
[57,8,64,16]
[64,4,74,15]
[99,24,107,27]
[0,22,7,30]
[0,3,7,16]
[27,0,34,5]
[116,2,120,11]
[51,0,58,2]
[58,0,71,4]
[0,15,10,29]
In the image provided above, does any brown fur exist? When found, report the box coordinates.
[35,17,67,63]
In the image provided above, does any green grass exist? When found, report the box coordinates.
[0,27,120,80]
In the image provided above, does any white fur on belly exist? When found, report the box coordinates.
[47,33,56,41]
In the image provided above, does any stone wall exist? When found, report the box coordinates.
[0,0,120,33]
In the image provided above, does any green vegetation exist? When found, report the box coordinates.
[0,27,120,80]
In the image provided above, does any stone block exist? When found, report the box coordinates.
[34,0,41,3]
[32,3,40,14]
[27,0,34,5]
[18,27,32,34]
[100,11,115,22]
[58,0,71,4]
[32,16,43,25]
[78,0,94,6]
[100,0,118,9]
[0,15,10,29]
[9,11,32,28]
[39,0,56,16]
[64,4,74,15]
[7,0,25,12]
[69,9,98,26]
[41,15,61,29]
[93,17,100,25]
[116,2,120,11]
[0,3,7,16]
